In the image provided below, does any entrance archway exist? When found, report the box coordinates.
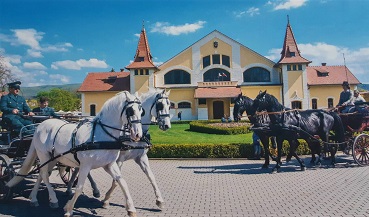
[213,101,224,119]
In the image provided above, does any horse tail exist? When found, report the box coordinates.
[6,144,38,188]
[330,111,345,143]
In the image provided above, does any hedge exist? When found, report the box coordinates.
[189,120,251,135]
[148,139,312,158]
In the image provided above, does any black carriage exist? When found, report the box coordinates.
[338,111,369,166]
[0,116,84,201]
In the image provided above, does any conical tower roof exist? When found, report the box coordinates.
[277,18,311,65]
[126,26,158,69]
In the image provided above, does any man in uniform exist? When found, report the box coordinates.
[0,81,35,135]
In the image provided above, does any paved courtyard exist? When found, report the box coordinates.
[1,154,369,217]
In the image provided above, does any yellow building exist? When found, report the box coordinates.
[78,20,360,120]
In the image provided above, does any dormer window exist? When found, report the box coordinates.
[290,52,295,57]
[138,57,144,62]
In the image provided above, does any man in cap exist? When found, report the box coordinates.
[337,81,353,108]
[0,81,35,135]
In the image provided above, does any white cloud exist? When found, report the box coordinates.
[234,7,260,18]
[266,42,369,83]
[1,29,73,56]
[134,33,140,38]
[23,62,47,70]
[150,21,206,36]
[49,74,70,83]
[273,0,307,10]
[247,7,260,16]
[51,58,108,70]
[27,49,43,58]
[11,29,44,50]
[4,54,22,65]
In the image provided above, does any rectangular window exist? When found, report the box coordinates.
[328,98,333,108]
[293,65,297,70]
[138,57,144,62]
[290,52,295,57]
[222,55,230,67]
[312,99,317,109]
[212,54,220,64]
[134,69,138,75]
[145,69,149,75]
[140,69,144,75]
[287,65,291,71]
[203,55,210,68]
[198,98,206,105]
[298,64,302,70]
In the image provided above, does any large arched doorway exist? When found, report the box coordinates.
[213,101,224,119]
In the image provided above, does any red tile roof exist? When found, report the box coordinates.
[126,27,157,70]
[194,87,241,98]
[278,22,311,64]
[307,65,361,86]
[78,72,130,92]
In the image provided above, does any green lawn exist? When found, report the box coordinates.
[149,123,252,144]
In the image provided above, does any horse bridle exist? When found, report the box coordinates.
[149,93,170,124]
[93,98,143,142]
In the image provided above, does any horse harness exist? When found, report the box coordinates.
[150,93,170,124]
[20,99,151,176]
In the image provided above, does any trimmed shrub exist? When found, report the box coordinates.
[189,120,251,135]
[147,139,311,158]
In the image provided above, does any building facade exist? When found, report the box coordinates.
[78,20,360,120]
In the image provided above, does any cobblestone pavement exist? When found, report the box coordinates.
[1,154,369,217]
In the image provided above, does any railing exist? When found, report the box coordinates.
[198,81,238,87]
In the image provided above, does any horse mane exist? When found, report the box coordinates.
[94,91,133,121]
[139,88,162,100]
[264,93,290,111]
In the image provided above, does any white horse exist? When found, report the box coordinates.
[6,91,144,217]
[101,88,171,209]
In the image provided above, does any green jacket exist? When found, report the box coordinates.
[0,94,32,118]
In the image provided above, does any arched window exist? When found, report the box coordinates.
[164,69,191,84]
[328,98,334,108]
[178,102,191,108]
[203,68,230,82]
[312,99,317,109]
[243,67,271,82]
[291,101,301,109]
[170,102,175,109]
[90,104,96,116]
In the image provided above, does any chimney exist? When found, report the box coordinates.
[321,63,326,66]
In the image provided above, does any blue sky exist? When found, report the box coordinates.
[1,0,369,87]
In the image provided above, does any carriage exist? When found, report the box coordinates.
[0,115,87,201]
[335,111,369,166]
[234,92,369,173]
[0,90,171,217]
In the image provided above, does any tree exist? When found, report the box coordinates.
[0,54,13,90]
[36,88,81,112]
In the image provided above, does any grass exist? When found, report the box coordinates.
[149,123,252,144]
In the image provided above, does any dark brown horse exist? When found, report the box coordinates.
[253,91,345,173]
[233,94,276,169]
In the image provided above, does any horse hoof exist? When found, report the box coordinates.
[127,211,137,217]
[64,212,71,217]
[93,190,101,198]
[156,200,165,209]
[30,201,39,207]
[49,202,59,209]
[102,200,110,208]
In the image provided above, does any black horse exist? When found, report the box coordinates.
[233,93,306,171]
[253,91,345,172]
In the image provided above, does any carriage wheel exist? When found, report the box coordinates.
[352,134,369,166]
[58,164,78,187]
[0,154,14,202]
